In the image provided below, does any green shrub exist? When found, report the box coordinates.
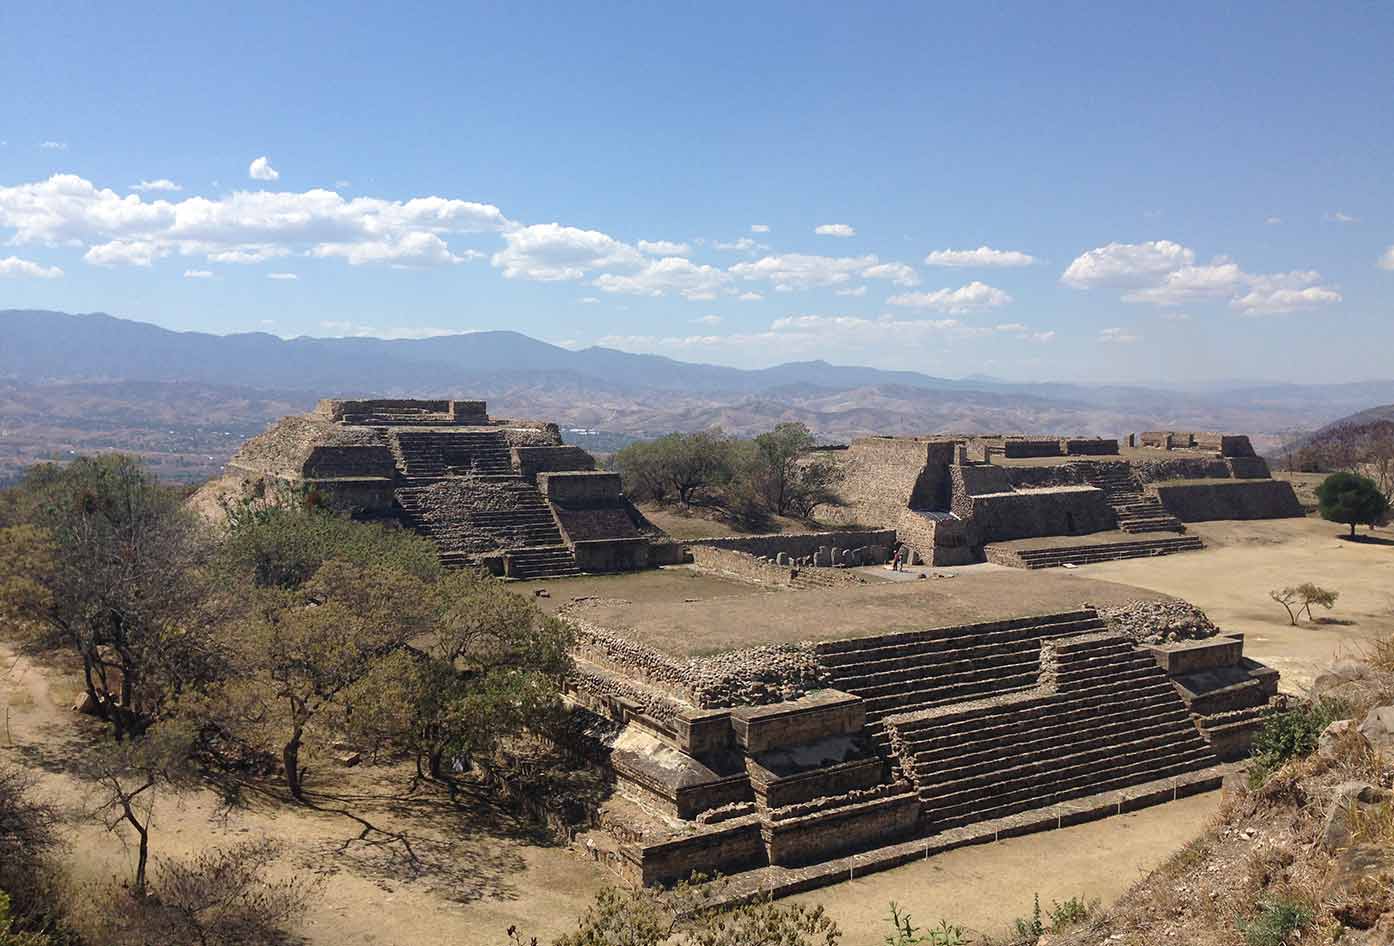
[1239,897,1312,946]
[1048,895,1097,930]
[1013,894,1044,940]
[883,903,969,945]
[1248,698,1351,788]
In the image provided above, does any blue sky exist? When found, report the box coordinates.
[1,2,1391,382]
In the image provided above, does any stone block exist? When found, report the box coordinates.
[1143,637,1243,675]
[729,690,865,753]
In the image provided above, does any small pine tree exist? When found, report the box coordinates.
[1316,471,1389,537]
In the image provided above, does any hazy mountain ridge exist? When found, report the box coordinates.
[4,309,1394,482]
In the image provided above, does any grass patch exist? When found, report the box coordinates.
[1238,897,1312,946]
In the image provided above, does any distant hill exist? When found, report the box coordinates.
[5,309,1394,482]
[1268,403,1394,467]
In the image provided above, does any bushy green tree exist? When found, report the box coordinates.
[1316,471,1389,537]
[0,455,214,739]
[217,502,441,589]
[612,431,737,505]
[747,423,843,518]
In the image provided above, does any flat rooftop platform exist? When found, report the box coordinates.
[556,565,1166,657]
[990,445,1219,468]
[985,529,1185,552]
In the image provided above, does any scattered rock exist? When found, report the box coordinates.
[534,588,550,598]
[1318,719,1361,759]
[1322,782,1392,852]
[337,752,362,767]
[1357,705,1394,756]
[1097,599,1220,644]
[71,691,100,715]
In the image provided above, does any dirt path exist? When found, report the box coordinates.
[1059,517,1394,691]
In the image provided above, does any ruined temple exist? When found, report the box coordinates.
[823,432,1302,568]
[223,399,666,578]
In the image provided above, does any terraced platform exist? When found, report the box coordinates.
[1084,464,1186,534]
[983,533,1204,568]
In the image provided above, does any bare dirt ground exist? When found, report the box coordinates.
[791,791,1221,945]
[0,639,610,946]
[1057,516,1394,691]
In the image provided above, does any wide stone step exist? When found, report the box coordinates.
[914,710,1199,793]
[815,610,1099,657]
[929,752,1218,830]
[906,693,1189,767]
[863,671,1042,720]
[843,653,1045,700]
[816,615,1104,667]
[889,671,1176,738]
[923,739,1215,822]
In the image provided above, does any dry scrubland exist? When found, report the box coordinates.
[3,514,1392,944]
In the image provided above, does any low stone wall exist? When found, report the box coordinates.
[1062,438,1119,456]
[573,538,651,572]
[305,478,398,515]
[1226,457,1272,479]
[1001,439,1064,458]
[729,691,864,753]
[1132,456,1234,483]
[967,486,1116,543]
[687,546,871,588]
[539,470,623,505]
[512,445,595,483]
[749,757,886,809]
[302,444,396,478]
[761,792,920,867]
[622,819,765,886]
[686,529,896,559]
[1151,479,1304,521]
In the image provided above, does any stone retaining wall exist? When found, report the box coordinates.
[686,529,896,559]
[1151,479,1304,521]
[512,445,595,483]
[966,487,1116,543]
[688,546,868,588]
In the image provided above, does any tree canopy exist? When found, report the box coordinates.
[1316,470,1389,537]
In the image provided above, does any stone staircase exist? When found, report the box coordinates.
[884,632,1217,829]
[396,481,581,577]
[388,430,514,480]
[503,546,582,580]
[815,610,1109,751]
[1084,465,1185,534]
[985,534,1204,569]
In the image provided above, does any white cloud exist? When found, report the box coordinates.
[492,223,642,281]
[39,141,67,151]
[593,256,728,299]
[84,239,167,267]
[183,269,213,279]
[924,246,1036,268]
[1067,238,1341,316]
[1098,327,1141,344]
[730,253,917,292]
[0,174,510,271]
[1159,311,1192,322]
[714,237,763,252]
[692,314,722,325]
[737,291,763,301]
[862,262,920,287]
[887,281,1012,313]
[1326,211,1358,223]
[995,322,1028,332]
[248,156,280,182]
[1379,246,1394,271]
[1031,331,1056,343]
[267,272,298,280]
[131,179,182,193]
[835,286,868,297]
[750,224,770,233]
[579,296,600,304]
[1121,262,1245,306]
[0,256,63,279]
[1265,216,1282,226]
[1060,240,1195,288]
[335,180,351,189]
[637,239,691,256]
[815,223,855,237]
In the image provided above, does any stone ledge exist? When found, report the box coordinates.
[692,763,1235,907]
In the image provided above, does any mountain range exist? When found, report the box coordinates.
[4,308,1394,482]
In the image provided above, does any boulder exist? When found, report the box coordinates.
[1357,705,1394,757]
[1318,719,1362,760]
[1312,659,1376,704]
[1322,781,1393,852]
